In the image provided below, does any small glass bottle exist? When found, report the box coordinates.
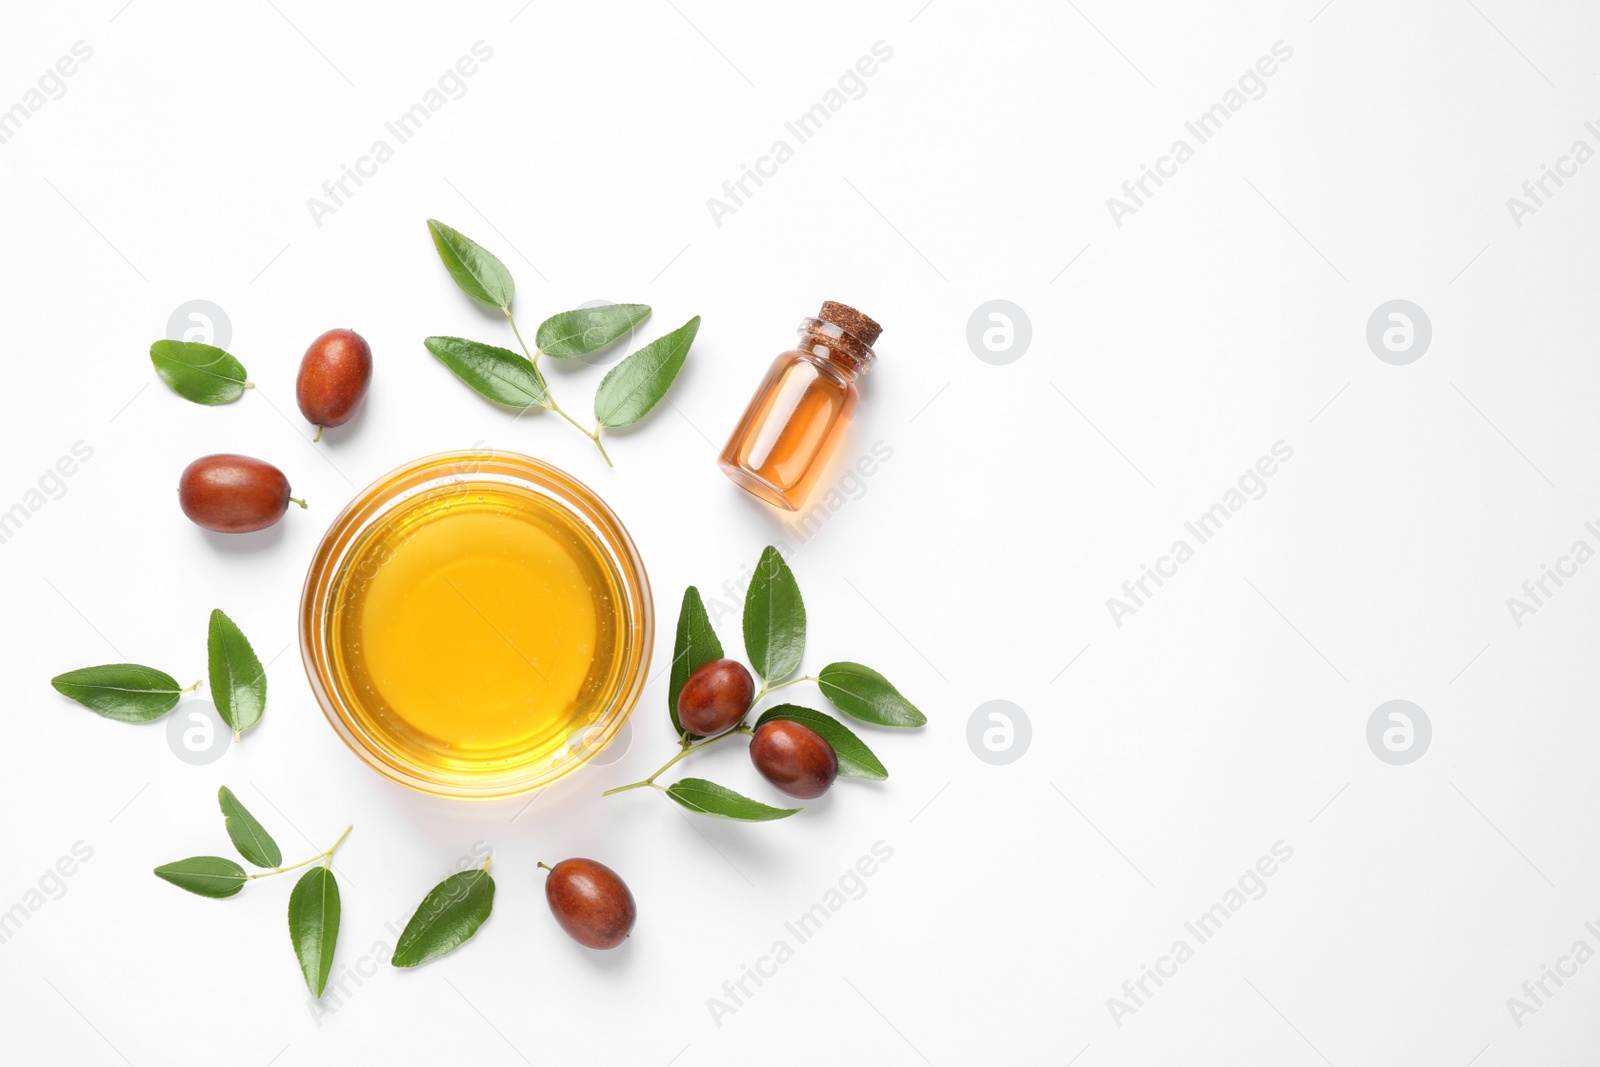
[719,301,882,511]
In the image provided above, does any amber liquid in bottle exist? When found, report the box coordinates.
[719,302,881,511]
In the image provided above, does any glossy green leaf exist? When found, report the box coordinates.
[288,867,341,997]
[426,219,514,309]
[536,304,651,359]
[668,586,723,739]
[665,778,801,821]
[818,662,926,728]
[218,786,281,868]
[154,856,247,898]
[592,315,700,428]
[51,664,186,723]
[425,336,548,408]
[149,340,250,405]
[743,546,805,683]
[754,704,887,780]
[208,609,265,740]
[391,868,496,968]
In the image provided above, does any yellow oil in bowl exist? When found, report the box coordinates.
[301,453,651,798]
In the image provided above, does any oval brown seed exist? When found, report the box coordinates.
[178,454,299,533]
[750,719,838,800]
[677,658,755,736]
[543,858,636,950]
[296,328,372,438]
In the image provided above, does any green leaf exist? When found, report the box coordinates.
[288,867,341,997]
[51,664,186,723]
[592,315,700,428]
[754,704,887,780]
[208,609,266,741]
[425,336,549,408]
[818,662,926,728]
[668,586,723,739]
[391,868,496,968]
[154,856,248,898]
[743,546,805,683]
[218,786,281,868]
[536,304,651,359]
[149,340,250,405]
[426,219,514,309]
[665,778,801,821]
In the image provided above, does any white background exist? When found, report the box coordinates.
[2,1,1598,1064]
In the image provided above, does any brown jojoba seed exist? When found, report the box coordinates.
[543,858,636,950]
[296,328,372,440]
[750,719,838,800]
[677,659,755,736]
[178,454,303,533]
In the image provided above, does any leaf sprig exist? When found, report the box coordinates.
[154,787,352,998]
[604,546,927,820]
[50,607,270,741]
[423,218,699,467]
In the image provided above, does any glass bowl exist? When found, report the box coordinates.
[299,450,652,799]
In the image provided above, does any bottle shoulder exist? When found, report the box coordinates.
[773,348,858,391]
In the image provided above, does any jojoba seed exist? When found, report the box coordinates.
[750,720,838,800]
[543,858,636,950]
[178,453,301,533]
[296,328,372,438]
[677,658,755,736]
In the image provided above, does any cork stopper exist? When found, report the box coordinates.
[818,301,882,348]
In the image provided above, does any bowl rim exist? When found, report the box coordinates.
[298,449,652,800]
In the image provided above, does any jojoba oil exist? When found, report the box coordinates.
[326,481,627,775]
[718,301,881,511]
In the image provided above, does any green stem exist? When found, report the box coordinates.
[502,303,608,463]
[602,727,752,796]
[312,425,323,443]
[504,308,542,368]
[289,497,308,509]
[180,679,202,694]
[504,307,612,464]
[250,824,352,880]
[754,674,817,702]
[548,401,614,467]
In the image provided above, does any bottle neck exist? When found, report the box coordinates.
[796,317,874,378]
